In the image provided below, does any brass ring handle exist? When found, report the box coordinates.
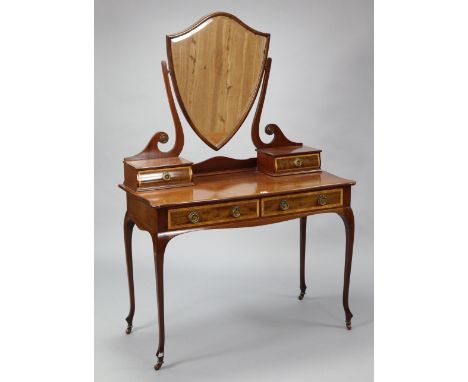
[293,158,303,167]
[317,194,328,206]
[279,199,289,211]
[188,211,200,224]
[231,206,241,218]
[162,171,171,181]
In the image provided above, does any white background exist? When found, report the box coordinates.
[0,0,467,381]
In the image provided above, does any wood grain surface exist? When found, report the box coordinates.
[120,169,355,208]
[261,188,343,217]
[137,166,192,190]
[275,153,321,172]
[168,14,269,149]
[168,199,259,229]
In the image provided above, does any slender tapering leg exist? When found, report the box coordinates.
[298,217,307,300]
[124,212,135,334]
[152,234,171,371]
[337,207,355,330]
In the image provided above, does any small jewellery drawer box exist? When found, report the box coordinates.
[124,157,193,191]
[257,146,322,176]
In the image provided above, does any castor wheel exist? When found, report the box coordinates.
[345,320,352,330]
[298,291,305,300]
[154,352,164,371]
[125,325,132,334]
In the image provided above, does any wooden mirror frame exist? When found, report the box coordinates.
[126,12,301,162]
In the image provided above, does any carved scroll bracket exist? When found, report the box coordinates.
[251,58,302,150]
[125,61,184,161]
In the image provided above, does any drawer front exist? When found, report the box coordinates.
[261,188,343,217]
[137,166,192,190]
[168,199,259,230]
[275,153,321,172]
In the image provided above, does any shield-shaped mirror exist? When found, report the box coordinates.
[167,13,270,150]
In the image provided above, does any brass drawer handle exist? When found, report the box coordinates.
[317,194,328,206]
[231,206,241,218]
[279,199,289,211]
[293,158,303,167]
[162,171,171,181]
[188,211,200,224]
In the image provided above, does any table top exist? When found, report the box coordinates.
[120,169,355,208]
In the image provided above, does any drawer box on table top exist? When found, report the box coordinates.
[257,145,321,176]
[261,188,343,217]
[124,157,193,191]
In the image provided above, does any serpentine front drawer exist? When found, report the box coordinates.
[168,199,259,230]
[261,188,343,217]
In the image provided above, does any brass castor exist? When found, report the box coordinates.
[298,291,306,300]
[154,352,164,371]
[345,320,352,330]
[125,325,132,334]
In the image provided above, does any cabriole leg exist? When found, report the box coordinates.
[123,212,135,334]
[152,234,170,371]
[298,217,307,300]
[338,207,355,330]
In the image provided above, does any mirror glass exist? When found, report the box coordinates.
[168,15,269,150]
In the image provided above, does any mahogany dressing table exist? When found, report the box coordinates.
[119,12,356,371]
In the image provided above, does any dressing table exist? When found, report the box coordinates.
[119,12,356,371]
